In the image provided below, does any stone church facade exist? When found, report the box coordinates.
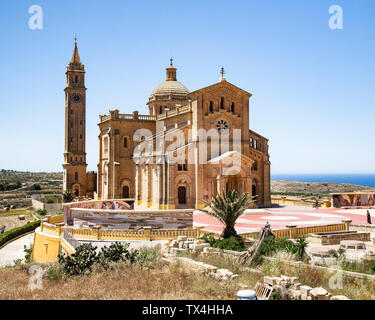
[63,41,271,208]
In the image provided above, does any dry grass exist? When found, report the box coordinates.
[0,262,245,300]
[259,255,375,300]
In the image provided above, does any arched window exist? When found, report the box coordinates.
[103,136,109,157]
[231,102,235,113]
[75,172,78,180]
[159,106,163,114]
[220,97,224,109]
[75,76,78,83]
[209,101,213,112]
[123,137,128,148]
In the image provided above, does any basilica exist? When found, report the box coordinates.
[63,40,271,209]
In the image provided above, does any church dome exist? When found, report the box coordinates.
[150,80,189,97]
[149,60,189,101]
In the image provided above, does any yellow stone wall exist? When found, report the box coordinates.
[32,230,62,263]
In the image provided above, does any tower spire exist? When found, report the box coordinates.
[70,37,82,65]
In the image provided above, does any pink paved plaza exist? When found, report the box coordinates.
[194,206,374,234]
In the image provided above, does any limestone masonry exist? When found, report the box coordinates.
[63,41,271,209]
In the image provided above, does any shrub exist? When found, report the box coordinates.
[37,209,47,216]
[212,236,247,252]
[45,264,63,281]
[341,260,375,275]
[24,244,33,264]
[270,289,282,300]
[251,237,297,266]
[199,233,216,246]
[46,198,54,204]
[200,233,246,251]
[296,266,323,288]
[58,243,98,276]
[97,242,133,268]
[0,220,40,248]
[132,247,161,267]
[258,237,297,257]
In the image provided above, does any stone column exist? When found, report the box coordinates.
[342,219,352,231]
[263,160,271,207]
[158,164,164,209]
[92,225,101,240]
[286,224,297,239]
[168,164,175,209]
[144,226,152,241]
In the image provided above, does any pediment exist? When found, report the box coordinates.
[208,151,254,165]
[189,80,252,98]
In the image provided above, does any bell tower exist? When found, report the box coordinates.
[63,38,87,197]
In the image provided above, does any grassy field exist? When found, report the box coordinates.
[0,209,35,232]
[0,261,250,300]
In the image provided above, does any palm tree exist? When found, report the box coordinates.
[62,189,75,203]
[200,189,253,239]
[295,237,308,259]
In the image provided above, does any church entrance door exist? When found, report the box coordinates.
[178,186,187,205]
[122,186,129,198]
[226,175,240,194]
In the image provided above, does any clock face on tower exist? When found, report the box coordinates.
[72,93,81,103]
[216,119,229,134]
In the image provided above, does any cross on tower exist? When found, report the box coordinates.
[170,57,173,66]
[220,67,225,78]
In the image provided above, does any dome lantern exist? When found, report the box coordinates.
[166,58,177,81]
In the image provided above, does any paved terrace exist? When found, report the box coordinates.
[193,206,375,234]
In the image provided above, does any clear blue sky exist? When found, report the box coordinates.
[0,0,374,174]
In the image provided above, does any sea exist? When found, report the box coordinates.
[271,174,375,188]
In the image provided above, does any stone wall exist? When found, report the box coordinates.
[308,231,371,245]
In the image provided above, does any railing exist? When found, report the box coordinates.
[47,215,64,224]
[156,105,192,120]
[60,225,203,241]
[271,197,332,208]
[63,230,81,250]
[40,222,61,236]
[239,222,348,240]
[100,113,157,122]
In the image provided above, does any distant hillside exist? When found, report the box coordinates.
[271,180,375,197]
[0,170,63,208]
